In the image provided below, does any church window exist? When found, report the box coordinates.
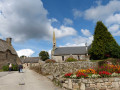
[62,56,64,61]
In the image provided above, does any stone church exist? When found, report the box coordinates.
[51,31,90,62]
[0,38,21,68]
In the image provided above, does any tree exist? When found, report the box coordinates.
[89,21,120,60]
[39,51,49,61]
[20,55,27,58]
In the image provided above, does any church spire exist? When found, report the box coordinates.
[53,30,56,49]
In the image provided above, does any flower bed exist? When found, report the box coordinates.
[64,64,120,79]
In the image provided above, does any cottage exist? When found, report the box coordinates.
[0,38,21,68]
[51,31,90,62]
[20,57,40,68]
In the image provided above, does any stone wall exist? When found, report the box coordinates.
[54,77,120,90]
[31,61,98,76]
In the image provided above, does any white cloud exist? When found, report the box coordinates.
[72,9,82,18]
[112,31,120,36]
[81,29,92,37]
[105,14,120,26]
[84,0,120,21]
[60,36,93,47]
[60,43,85,47]
[49,18,58,23]
[95,0,102,6]
[63,18,73,25]
[82,0,120,37]
[73,36,93,46]
[17,49,35,57]
[48,50,51,57]
[0,0,77,42]
[50,25,77,38]
[108,24,119,32]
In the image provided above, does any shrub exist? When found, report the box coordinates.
[2,64,18,71]
[45,59,56,63]
[65,57,78,62]
[12,64,18,71]
[98,58,120,67]
[2,65,9,71]
[98,60,106,66]
[106,58,120,65]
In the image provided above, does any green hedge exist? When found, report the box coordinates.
[2,64,18,71]
[65,57,78,62]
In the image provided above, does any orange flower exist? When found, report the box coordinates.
[86,68,96,74]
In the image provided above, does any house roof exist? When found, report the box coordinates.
[54,46,88,55]
[20,57,40,63]
[0,39,17,55]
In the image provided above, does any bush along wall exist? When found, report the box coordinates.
[2,64,18,71]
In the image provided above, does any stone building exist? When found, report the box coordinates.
[51,31,90,62]
[0,38,21,69]
[20,57,40,68]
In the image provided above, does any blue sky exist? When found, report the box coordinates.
[0,0,120,57]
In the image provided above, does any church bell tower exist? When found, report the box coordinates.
[53,30,56,49]
[51,31,56,56]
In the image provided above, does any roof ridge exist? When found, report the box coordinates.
[57,46,86,48]
[0,38,17,55]
[0,39,7,43]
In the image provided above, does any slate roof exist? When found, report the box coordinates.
[21,57,40,63]
[54,46,88,55]
[0,39,17,55]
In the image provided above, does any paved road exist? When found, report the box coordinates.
[0,72,9,77]
[0,71,15,77]
[0,69,63,90]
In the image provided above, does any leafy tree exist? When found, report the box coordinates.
[20,55,27,58]
[39,51,49,61]
[89,21,120,60]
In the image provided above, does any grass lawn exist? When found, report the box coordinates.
[90,60,104,62]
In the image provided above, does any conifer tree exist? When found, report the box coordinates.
[89,21,120,60]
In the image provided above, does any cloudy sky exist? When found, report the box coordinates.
[0,0,120,57]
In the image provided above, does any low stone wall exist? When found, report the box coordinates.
[54,77,120,90]
[30,62,120,90]
[30,61,98,76]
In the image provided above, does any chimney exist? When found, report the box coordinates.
[6,38,12,45]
